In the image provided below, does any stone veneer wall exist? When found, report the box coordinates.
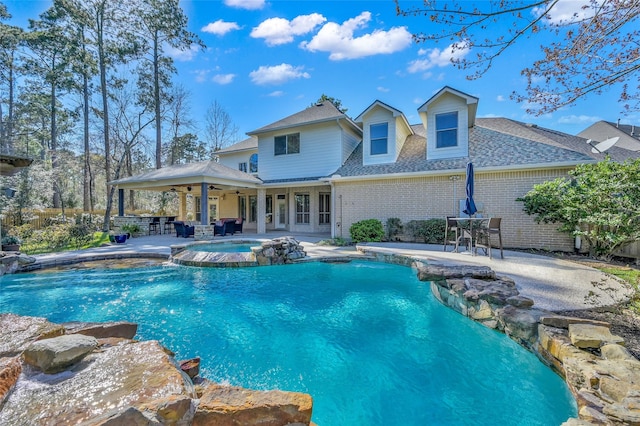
[359,247,639,425]
[334,168,576,251]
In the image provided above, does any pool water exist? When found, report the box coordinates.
[189,242,258,253]
[0,261,577,425]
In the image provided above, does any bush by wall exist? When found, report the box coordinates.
[405,219,446,243]
[349,219,385,243]
[385,218,403,241]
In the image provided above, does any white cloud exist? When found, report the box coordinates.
[251,14,326,46]
[534,0,597,25]
[212,74,235,85]
[300,11,412,60]
[268,91,285,97]
[202,20,241,36]
[166,44,199,62]
[193,69,210,83]
[407,42,470,73]
[496,95,505,102]
[557,114,601,124]
[377,86,390,93]
[249,63,310,85]
[224,0,265,10]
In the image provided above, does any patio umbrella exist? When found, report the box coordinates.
[463,162,477,217]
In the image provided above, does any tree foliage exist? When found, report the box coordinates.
[395,0,640,115]
[517,158,640,260]
[313,94,347,114]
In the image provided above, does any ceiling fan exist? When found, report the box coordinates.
[209,185,223,190]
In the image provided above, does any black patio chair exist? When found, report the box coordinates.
[173,221,194,238]
[163,216,176,234]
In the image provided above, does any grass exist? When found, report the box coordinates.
[21,232,111,255]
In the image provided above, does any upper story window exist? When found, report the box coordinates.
[436,112,458,148]
[370,122,388,155]
[238,162,247,172]
[274,133,300,156]
[249,153,258,173]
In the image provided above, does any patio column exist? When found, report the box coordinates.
[118,188,124,216]
[200,182,208,225]
[179,193,187,221]
[257,188,266,234]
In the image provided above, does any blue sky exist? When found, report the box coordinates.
[4,0,634,143]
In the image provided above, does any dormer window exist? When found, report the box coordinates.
[436,112,458,148]
[370,122,388,155]
[274,133,300,155]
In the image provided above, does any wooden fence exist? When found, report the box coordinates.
[1,208,150,231]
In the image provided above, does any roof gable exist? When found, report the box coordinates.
[247,101,361,136]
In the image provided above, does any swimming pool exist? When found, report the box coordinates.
[0,261,577,425]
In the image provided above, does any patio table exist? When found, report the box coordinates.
[451,217,489,255]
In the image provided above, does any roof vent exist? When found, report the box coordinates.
[525,123,538,128]
[315,102,323,107]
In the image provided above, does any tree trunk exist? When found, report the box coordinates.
[97,5,112,231]
[81,29,92,212]
[51,72,61,208]
[154,31,162,169]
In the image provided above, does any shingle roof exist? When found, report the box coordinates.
[216,136,258,154]
[332,121,595,178]
[480,118,640,162]
[248,101,361,135]
[110,160,262,188]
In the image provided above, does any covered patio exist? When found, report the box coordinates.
[109,160,265,238]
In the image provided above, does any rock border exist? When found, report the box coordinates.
[358,246,640,426]
[0,314,314,425]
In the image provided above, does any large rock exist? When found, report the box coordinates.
[0,340,195,425]
[0,313,65,357]
[416,264,495,282]
[64,321,138,339]
[193,382,313,426]
[495,305,546,348]
[22,334,98,373]
[568,323,625,349]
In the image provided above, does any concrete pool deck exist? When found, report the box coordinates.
[27,232,632,312]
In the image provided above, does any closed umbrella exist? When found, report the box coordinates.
[463,162,477,217]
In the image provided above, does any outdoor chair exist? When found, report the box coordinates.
[148,217,160,235]
[234,217,243,233]
[474,217,504,259]
[173,221,194,238]
[213,219,236,237]
[443,216,462,252]
[163,216,176,234]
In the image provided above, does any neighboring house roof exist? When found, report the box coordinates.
[215,136,258,154]
[332,122,594,179]
[247,101,361,136]
[480,118,640,162]
[577,120,640,154]
[110,160,262,190]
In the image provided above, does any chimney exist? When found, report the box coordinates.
[632,125,635,136]
[617,118,620,128]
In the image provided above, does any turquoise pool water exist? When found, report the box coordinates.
[189,242,258,253]
[0,261,577,425]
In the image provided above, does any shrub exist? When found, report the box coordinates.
[405,219,446,243]
[1,235,21,245]
[349,219,385,243]
[386,218,403,241]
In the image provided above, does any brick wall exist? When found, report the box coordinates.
[334,168,576,251]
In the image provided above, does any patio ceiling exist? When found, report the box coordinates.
[109,160,262,193]
[0,154,33,177]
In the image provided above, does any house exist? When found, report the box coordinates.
[112,86,619,251]
[577,120,640,160]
